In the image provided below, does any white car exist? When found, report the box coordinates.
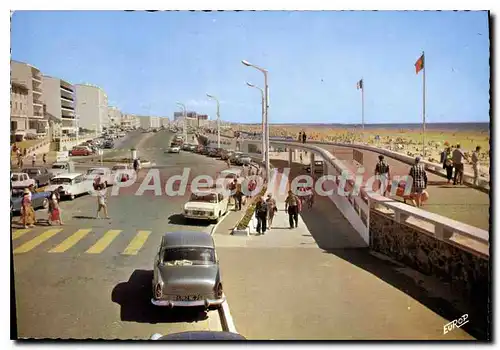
[183,190,229,223]
[84,167,115,187]
[45,173,89,200]
[111,164,134,183]
[11,173,36,189]
[166,146,180,153]
[217,168,244,188]
[236,153,252,165]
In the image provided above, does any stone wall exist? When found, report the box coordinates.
[369,210,489,313]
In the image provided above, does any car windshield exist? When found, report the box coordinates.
[11,174,21,181]
[24,169,38,175]
[112,166,126,170]
[51,178,72,185]
[52,164,66,169]
[87,169,105,175]
[189,193,217,203]
[162,247,215,266]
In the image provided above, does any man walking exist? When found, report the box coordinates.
[43,153,47,165]
[298,132,302,142]
[254,196,268,235]
[265,193,277,230]
[302,132,307,144]
[471,146,481,186]
[31,153,36,167]
[374,155,390,195]
[409,157,428,208]
[452,144,468,185]
[285,190,300,229]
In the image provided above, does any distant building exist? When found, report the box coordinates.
[43,76,77,135]
[121,114,140,129]
[10,60,48,136]
[75,84,109,132]
[160,117,170,127]
[137,115,161,129]
[108,106,122,127]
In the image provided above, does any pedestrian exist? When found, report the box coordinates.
[408,157,428,208]
[298,132,302,142]
[19,155,24,169]
[247,179,257,199]
[307,188,315,208]
[21,188,36,228]
[302,132,307,144]
[226,157,231,168]
[266,193,277,229]
[32,153,36,166]
[442,147,454,184]
[472,146,481,186]
[234,184,243,211]
[452,144,468,185]
[254,196,268,235]
[43,153,47,165]
[48,187,63,226]
[374,155,390,195]
[300,152,303,163]
[133,158,140,176]
[23,148,27,156]
[285,190,300,229]
[96,183,110,219]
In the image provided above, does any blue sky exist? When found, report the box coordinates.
[11,11,490,124]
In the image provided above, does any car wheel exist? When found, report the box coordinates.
[69,194,75,200]
[104,181,108,188]
[41,198,49,209]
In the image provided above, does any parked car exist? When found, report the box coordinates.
[217,168,244,188]
[151,231,225,310]
[22,167,54,188]
[45,173,89,200]
[11,190,51,214]
[84,167,115,187]
[69,146,92,156]
[111,164,133,182]
[304,160,325,174]
[230,151,244,164]
[208,148,219,157]
[166,145,181,153]
[11,173,36,189]
[103,140,114,149]
[220,150,234,161]
[183,189,229,223]
[48,161,76,176]
[235,153,252,165]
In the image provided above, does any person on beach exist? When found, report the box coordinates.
[374,155,390,195]
[409,157,428,208]
[452,144,468,185]
[266,193,277,229]
[472,146,481,186]
[285,190,300,229]
[441,147,454,183]
[255,196,268,235]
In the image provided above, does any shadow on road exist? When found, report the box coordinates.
[73,215,97,219]
[168,214,211,227]
[111,269,209,324]
[324,248,488,341]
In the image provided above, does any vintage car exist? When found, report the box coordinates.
[11,172,36,189]
[48,161,76,176]
[111,164,134,182]
[183,190,229,223]
[229,151,244,164]
[217,168,244,188]
[151,231,225,310]
[45,173,89,200]
[84,167,115,187]
[11,190,51,214]
[234,153,252,166]
[304,160,325,174]
[220,149,235,161]
[69,146,92,156]
[166,145,181,153]
[22,167,54,187]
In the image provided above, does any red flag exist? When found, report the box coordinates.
[415,53,424,74]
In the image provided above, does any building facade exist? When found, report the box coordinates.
[75,84,109,132]
[121,114,140,129]
[10,60,48,136]
[160,117,170,127]
[108,106,122,127]
[137,115,161,129]
[42,76,77,135]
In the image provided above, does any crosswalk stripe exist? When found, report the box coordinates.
[14,229,63,254]
[122,230,151,255]
[48,229,92,253]
[85,230,122,254]
[12,229,31,240]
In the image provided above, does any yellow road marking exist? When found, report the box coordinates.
[14,229,63,254]
[122,230,151,255]
[12,229,31,240]
[85,230,121,254]
[48,229,92,253]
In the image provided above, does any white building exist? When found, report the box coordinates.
[10,60,48,136]
[160,117,170,127]
[121,114,140,129]
[42,76,77,136]
[75,84,109,132]
[108,106,122,127]
[138,115,161,129]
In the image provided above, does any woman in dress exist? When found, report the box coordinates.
[21,188,36,228]
[48,187,63,225]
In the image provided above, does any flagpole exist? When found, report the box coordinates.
[361,78,365,144]
[422,51,426,157]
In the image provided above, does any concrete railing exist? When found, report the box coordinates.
[240,139,489,257]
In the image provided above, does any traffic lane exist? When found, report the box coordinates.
[216,247,474,340]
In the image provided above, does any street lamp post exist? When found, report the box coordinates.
[176,102,187,142]
[246,82,265,163]
[206,93,220,149]
[242,60,270,177]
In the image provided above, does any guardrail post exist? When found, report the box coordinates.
[288,147,293,168]
[310,152,315,176]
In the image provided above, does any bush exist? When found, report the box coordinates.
[236,185,267,230]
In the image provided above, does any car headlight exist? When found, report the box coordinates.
[209,211,214,216]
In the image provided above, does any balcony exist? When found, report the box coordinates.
[33,100,43,107]
[61,110,75,119]
[61,105,75,112]
[33,87,42,95]
[32,75,42,84]
[60,85,74,94]
[61,94,74,102]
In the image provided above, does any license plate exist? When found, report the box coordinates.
[175,295,202,302]
[193,211,205,215]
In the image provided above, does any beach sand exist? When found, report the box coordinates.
[234,124,490,179]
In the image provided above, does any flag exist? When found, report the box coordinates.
[415,53,424,74]
[357,79,363,90]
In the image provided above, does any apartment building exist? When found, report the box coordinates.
[121,114,140,129]
[42,76,77,136]
[160,117,170,128]
[108,106,122,127]
[137,115,161,129]
[75,84,109,132]
[10,60,48,136]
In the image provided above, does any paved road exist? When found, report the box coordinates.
[212,160,480,340]
[293,144,489,230]
[12,131,232,339]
